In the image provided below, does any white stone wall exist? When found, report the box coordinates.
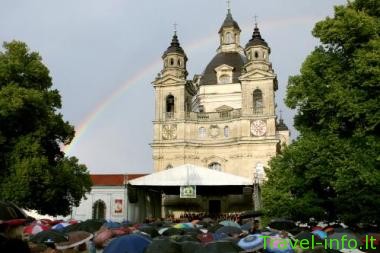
[71,186,127,222]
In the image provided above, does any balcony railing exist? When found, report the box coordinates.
[252,107,263,115]
[165,112,174,119]
[185,109,241,121]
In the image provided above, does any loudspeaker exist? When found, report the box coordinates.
[127,186,138,203]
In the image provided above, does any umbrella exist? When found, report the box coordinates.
[145,238,182,253]
[104,221,122,229]
[361,233,380,246]
[23,223,49,235]
[170,234,198,242]
[158,227,169,235]
[208,224,224,233]
[63,219,104,233]
[198,240,243,253]
[0,201,27,225]
[183,227,202,236]
[162,227,186,236]
[174,223,193,229]
[197,232,214,244]
[238,234,264,251]
[93,229,113,248]
[312,230,328,239]
[215,226,242,236]
[51,222,70,231]
[268,219,296,231]
[265,235,294,253]
[103,234,151,253]
[55,231,93,250]
[178,241,203,253]
[241,221,254,231]
[30,230,68,244]
[219,220,240,228]
[327,232,361,250]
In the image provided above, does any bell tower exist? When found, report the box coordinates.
[217,8,244,54]
[153,30,188,122]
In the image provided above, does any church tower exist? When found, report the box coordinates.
[151,11,289,181]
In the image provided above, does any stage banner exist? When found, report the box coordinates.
[114,199,123,214]
[180,185,196,198]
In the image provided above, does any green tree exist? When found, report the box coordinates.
[262,0,380,225]
[0,41,92,216]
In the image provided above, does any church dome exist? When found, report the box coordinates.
[200,52,247,85]
[245,25,268,48]
[162,33,186,58]
[219,10,241,33]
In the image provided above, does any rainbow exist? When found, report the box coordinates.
[64,16,319,154]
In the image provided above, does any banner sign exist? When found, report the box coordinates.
[180,185,196,198]
[114,199,123,214]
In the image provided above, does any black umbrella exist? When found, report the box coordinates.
[63,219,104,233]
[179,241,203,253]
[215,226,242,236]
[162,227,186,236]
[138,226,159,238]
[268,219,296,231]
[208,224,224,233]
[170,234,199,242]
[30,230,68,244]
[145,238,182,253]
[198,240,243,253]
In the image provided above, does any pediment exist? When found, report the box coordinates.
[155,75,186,86]
[214,64,234,72]
[239,69,276,80]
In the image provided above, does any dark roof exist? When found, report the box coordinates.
[245,25,268,48]
[276,118,289,131]
[162,32,186,58]
[90,174,147,186]
[219,10,241,33]
[200,52,246,85]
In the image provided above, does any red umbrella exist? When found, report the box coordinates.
[24,223,49,235]
[361,233,380,246]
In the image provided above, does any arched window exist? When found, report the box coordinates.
[177,59,181,66]
[166,95,175,118]
[253,89,263,114]
[225,32,233,44]
[208,162,222,171]
[170,58,174,66]
[219,74,230,84]
[224,126,229,137]
[166,164,173,169]
[92,200,106,220]
[254,51,259,59]
[199,127,206,138]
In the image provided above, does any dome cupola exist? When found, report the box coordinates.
[161,31,188,78]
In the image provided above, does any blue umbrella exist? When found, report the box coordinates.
[238,234,264,251]
[103,234,151,253]
[104,221,122,229]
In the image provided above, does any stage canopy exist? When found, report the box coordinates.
[128,164,251,186]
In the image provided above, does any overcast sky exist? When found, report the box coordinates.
[1,0,346,174]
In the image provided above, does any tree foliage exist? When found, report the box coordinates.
[262,0,380,225]
[0,41,92,216]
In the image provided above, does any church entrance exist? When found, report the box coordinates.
[208,200,221,215]
[92,200,106,220]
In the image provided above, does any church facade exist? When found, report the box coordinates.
[151,9,289,183]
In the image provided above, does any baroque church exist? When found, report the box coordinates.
[151,9,289,182]
[69,9,291,222]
